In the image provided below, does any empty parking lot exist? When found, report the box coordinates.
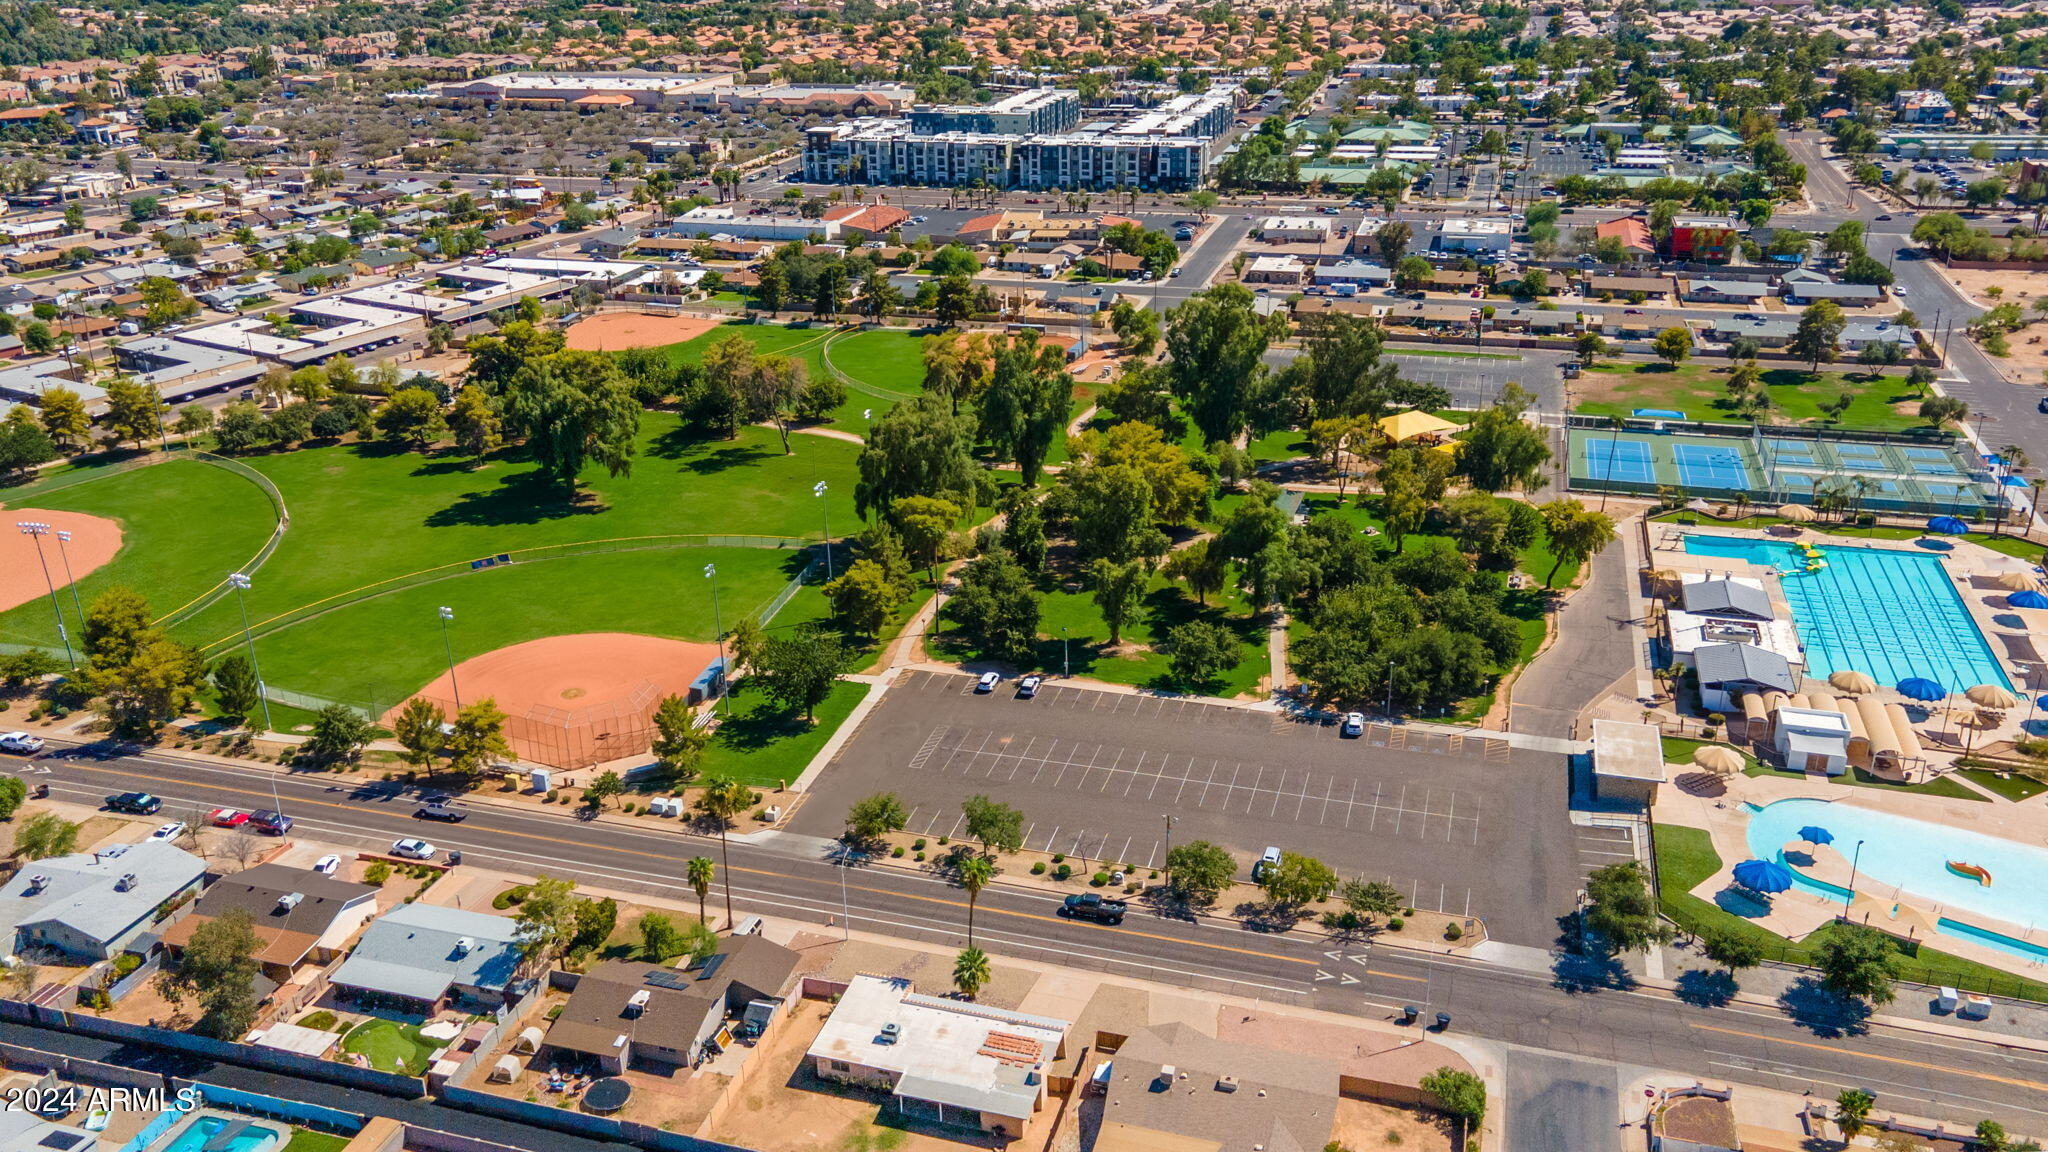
[795,670,1594,946]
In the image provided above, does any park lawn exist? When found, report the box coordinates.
[693,675,867,789]
[240,544,808,710]
[1738,756,1990,801]
[1662,735,1760,773]
[339,1018,441,1075]
[660,322,930,435]
[1959,767,2048,802]
[1654,823,2048,1002]
[1320,493,1581,587]
[0,458,278,649]
[1037,574,1269,697]
[1248,427,1313,464]
[164,417,857,653]
[1574,362,1925,432]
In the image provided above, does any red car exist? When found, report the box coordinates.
[208,808,250,829]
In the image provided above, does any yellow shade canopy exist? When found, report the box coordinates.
[1377,409,1463,443]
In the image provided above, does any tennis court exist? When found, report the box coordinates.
[1566,424,1996,516]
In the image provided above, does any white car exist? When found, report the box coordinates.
[1341,712,1365,738]
[149,822,187,842]
[975,671,1002,694]
[390,838,435,860]
[313,854,342,875]
[0,732,44,754]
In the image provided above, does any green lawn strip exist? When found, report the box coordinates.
[1654,823,2048,1000]
[1957,766,2048,802]
[1652,513,2037,559]
[281,1131,352,1152]
[1662,735,1759,772]
[244,545,807,710]
[1736,758,1990,801]
[0,458,278,648]
[168,418,854,652]
[339,1018,440,1074]
[1248,427,1312,464]
[1575,362,1923,432]
[690,675,866,789]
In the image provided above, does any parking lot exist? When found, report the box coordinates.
[795,670,1594,946]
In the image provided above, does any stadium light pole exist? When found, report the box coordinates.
[437,606,463,713]
[814,480,833,579]
[16,523,74,669]
[52,529,85,629]
[704,563,726,714]
[227,573,274,733]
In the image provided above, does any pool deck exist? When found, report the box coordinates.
[1654,767,2048,982]
[1650,524,2048,773]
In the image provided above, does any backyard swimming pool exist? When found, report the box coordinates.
[1682,535,2011,692]
[162,1116,283,1152]
[1747,797,2048,946]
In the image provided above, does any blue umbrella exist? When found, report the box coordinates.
[2011,590,2048,610]
[1732,858,1794,894]
[1926,516,1970,535]
[1896,677,1948,702]
[1797,826,1834,847]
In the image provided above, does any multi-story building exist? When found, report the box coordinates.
[1893,89,1956,124]
[803,86,1235,190]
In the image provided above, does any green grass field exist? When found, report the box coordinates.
[338,1018,441,1074]
[692,676,868,788]
[657,320,930,433]
[1575,362,1924,431]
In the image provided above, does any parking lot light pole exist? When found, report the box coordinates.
[437,606,462,713]
[227,573,273,733]
[1161,814,1177,890]
[814,481,833,579]
[705,563,726,714]
[16,523,74,669]
[1061,628,1070,678]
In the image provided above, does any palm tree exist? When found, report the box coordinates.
[696,776,753,929]
[952,946,991,999]
[957,855,994,949]
[686,856,715,926]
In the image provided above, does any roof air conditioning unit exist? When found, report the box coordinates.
[454,937,473,955]
[1216,1076,1239,1093]
[1155,1064,1176,1088]
[278,893,304,911]
[24,876,46,894]
[115,874,137,892]
[626,990,651,1016]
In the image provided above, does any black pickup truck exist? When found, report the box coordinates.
[1060,893,1127,925]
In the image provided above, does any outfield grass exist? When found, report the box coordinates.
[1655,822,2048,1001]
[0,458,278,648]
[1575,362,1924,432]
[657,320,930,434]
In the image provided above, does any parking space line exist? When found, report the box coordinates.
[947,812,964,838]
[1112,751,1141,792]
[1368,781,1382,830]
[1445,793,1456,843]
[1392,784,1407,836]
[1267,769,1283,818]
[1173,764,1193,806]
[1042,824,1059,852]
[1344,779,1358,828]
[1246,766,1265,815]
[1147,759,1165,801]
[1293,775,1310,821]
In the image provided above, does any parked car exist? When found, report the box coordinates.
[209,808,251,828]
[1017,675,1043,699]
[975,671,1002,693]
[0,732,44,754]
[105,792,161,815]
[248,810,293,834]
[1253,845,1283,881]
[390,838,435,860]
[313,854,342,875]
[1341,712,1366,738]
[149,822,186,842]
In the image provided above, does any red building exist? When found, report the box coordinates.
[1667,220,1736,262]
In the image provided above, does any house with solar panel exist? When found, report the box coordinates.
[539,935,798,1074]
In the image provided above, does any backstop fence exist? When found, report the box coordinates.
[410,679,666,770]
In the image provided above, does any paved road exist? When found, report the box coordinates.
[10,720,2048,1130]
[1507,1051,1623,1152]
[1509,522,1640,740]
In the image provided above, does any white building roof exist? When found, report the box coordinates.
[808,975,1067,1119]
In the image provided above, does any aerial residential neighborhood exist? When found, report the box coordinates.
[2,0,2048,1151]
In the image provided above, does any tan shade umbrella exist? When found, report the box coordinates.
[1996,571,2040,592]
[1692,745,1745,774]
[1966,684,2023,710]
[1776,504,1817,522]
[1829,670,1878,694]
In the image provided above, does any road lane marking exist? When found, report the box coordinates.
[1691,1024,2048,1093]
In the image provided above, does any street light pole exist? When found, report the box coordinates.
[52,529,85,630]
[814,480,833,579]
[17,523,74,668]
[227,573,273,733]
[1843,839,1865,916]
[1161,813,1177,889]
[705,563,726,714]
[1061,627,1069,678]
[437,606,462,713]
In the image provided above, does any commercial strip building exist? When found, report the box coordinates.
[802,86,1238,191]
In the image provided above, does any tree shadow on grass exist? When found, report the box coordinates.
[709,690,815,753]
[1777,975,1874,1038]
[675,440,780,475]
[424,466,603,528]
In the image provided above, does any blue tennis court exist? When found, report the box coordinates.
[1909,456,1960,476]
[1583,438,1655,483]
[1762,439,1817,466]
[1672,443,1751,488]
[1904,447,1952,461]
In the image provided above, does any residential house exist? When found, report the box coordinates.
[1685,278,1772,305]
[0,842,207,963]
[807,974,1068,1138]
[1594,216,1655,257]
[1893,90,1956,125]
[1780,271,1883,306]
[1709,316,1797,347]
[328,903,526,1014]
[1585,273,1671,300]
[541,935,798,1073]
[159,864,378,982]
[1093,1024,1338,1152]
[1243,255,1307,285]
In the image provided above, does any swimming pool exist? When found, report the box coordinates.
[1682,535,2011,692]
[1747,798,2048,934]
[161,1116,283,1152]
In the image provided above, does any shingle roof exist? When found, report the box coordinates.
[1695,642,1795,691]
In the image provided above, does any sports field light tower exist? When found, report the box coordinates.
[227,572,274,733]
[15,522,73,668]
